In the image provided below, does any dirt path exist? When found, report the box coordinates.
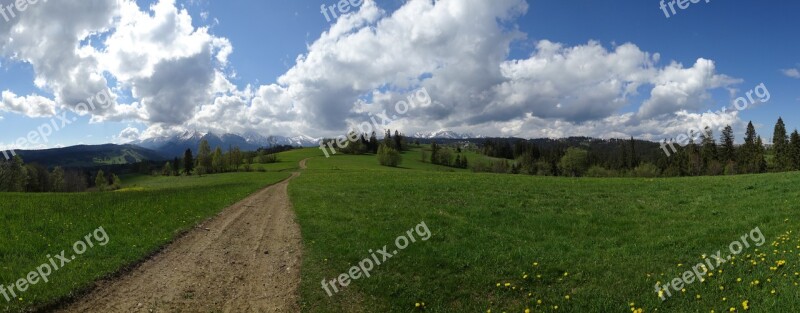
[58,160,310,313]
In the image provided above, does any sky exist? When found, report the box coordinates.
[0,0,797,150]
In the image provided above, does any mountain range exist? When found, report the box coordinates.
[14,144,164,168]
[132,131,320,159]
[9,130,487,168]
[133,130,483,158]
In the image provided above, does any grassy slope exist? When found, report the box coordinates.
[0,171,291,312]
[289,148,800,312]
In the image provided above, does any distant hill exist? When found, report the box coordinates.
[15,144,165,168]
[132,131,319,159]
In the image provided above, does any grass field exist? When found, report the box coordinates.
[3,146,799,312]
[0,171,291,312]
[289,148,800,312]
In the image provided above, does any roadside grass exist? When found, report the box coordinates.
[0,171,291,312]
[289,154,800,312]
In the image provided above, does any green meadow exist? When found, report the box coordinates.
[290,148,800,312]
[0,171,291,312]
[2,146,800,312]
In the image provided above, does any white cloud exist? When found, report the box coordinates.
[117,126,141,142]
[782,68,800,79]
[0,91,56,117]
[0,0,748,143]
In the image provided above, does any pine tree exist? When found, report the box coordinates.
[628,136,639,168]
[686,139,702,176]
[369,132,379,153]
[700,128,718,166]
[394,130,403,151]
[720,125,736,163]
[430,142,439,164]
[741,121,758,173]
[791,130,800,170]
[183,149,194,175]
[773,117,791,170]
[172,157,180,176]
[755,136,767,173]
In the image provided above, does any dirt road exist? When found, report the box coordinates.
[59,160,309,313]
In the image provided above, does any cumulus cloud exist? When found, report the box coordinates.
[0,0,747,143]
[0,91,56,117]
[117,126,141,141]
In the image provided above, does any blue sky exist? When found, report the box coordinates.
[0,0,797,149]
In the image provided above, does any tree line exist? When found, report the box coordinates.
[0,156,121,192]
[475,118,800,177]
[167,140,287,176]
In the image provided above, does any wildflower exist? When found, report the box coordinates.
[742,300,749,310]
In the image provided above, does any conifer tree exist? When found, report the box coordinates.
[184,149,194,175]
[720,125,736,163]
[791,130,800,170]
[773,117,791,170]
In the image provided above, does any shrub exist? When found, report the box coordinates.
[95,170,108,191]
[258,153,278,164]
[586,165,617,177]
[377,144,402,167]
[470,159,492,173]
[558,148,589,177]
[632,162,661,178]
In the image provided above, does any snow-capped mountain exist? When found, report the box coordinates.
[412,130,483,139]
[241,132,320,147]
[133,131,319,158]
